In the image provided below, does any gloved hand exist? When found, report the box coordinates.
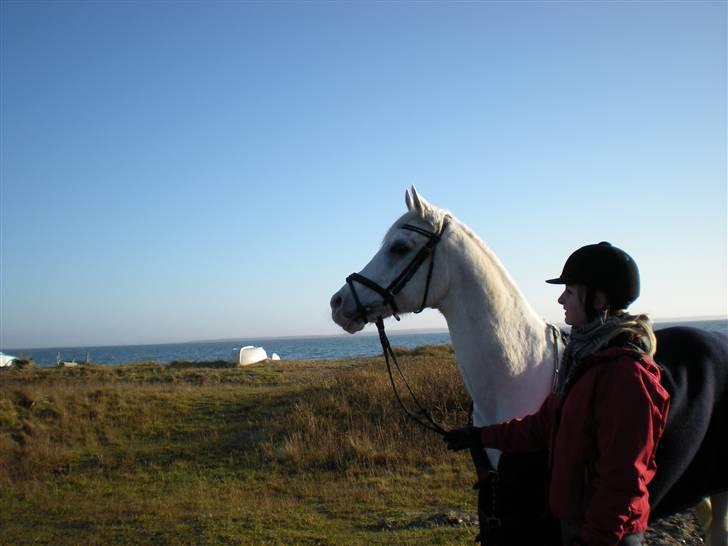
[443,426,482,451]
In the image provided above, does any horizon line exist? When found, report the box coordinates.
[3,315,726,352]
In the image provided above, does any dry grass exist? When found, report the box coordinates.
[0,345,479,545]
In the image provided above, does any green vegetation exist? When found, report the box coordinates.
[0,345,480,545]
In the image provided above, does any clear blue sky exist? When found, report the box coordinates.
[1,1,725,349]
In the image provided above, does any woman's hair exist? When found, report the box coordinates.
[576,285,656,358]
[580,285,625,321]
[582,286,600,322]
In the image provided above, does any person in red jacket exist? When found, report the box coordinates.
[444,242,671,546]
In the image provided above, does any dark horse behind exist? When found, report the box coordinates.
[474,325,728,546]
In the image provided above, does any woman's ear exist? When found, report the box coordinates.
[592,290,610,312]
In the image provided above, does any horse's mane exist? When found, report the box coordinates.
[384,203,512,276]
[447,215,493,257]
[435,208,543,325]
[433,209,523,288]
[383,201,535,322]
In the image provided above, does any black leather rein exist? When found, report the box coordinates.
[344,219,450,436]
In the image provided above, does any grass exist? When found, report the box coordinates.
[0,345,480,545]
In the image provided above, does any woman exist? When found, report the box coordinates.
[444,242,671,546]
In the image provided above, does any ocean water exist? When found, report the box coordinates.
[3,331,453,367]
[3,319,726,368]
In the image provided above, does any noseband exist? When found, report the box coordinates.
[345,219,449,323]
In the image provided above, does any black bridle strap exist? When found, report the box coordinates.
[345,219,451,435]
[376,316,447,436]
[345,220,448,323]
[346,273,400,319]
[414,235,438,315]
[387,225,440,301]
[549,324,563,391]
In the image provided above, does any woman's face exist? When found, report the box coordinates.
[558,284,588,327]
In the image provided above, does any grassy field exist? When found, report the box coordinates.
[0,345,481,545]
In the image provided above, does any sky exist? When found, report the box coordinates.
[1,0,725,349]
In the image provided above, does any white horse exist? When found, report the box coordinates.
[330,187,727,546]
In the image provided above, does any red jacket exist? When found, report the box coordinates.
[479,347,670,546]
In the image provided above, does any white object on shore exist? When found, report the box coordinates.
[0,352,18,367]
[231,346,268,366]
[58,360,78,368]
[271,353,280,360]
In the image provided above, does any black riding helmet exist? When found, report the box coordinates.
[546,242,640,311]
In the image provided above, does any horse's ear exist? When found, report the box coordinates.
[409,186,432,218]
[406,185,433,219]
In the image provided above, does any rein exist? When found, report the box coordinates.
[346,219,450,436]
[375,316,448,435]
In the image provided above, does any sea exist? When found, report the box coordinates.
[3,319,726,368]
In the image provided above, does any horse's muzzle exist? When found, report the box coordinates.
[329,288,366,333]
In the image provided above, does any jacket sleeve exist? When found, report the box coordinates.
[478,393,557,452]
[577,357,666,546]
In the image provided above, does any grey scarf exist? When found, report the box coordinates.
[555,313,655,399]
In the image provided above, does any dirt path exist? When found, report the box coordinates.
[646,510,704,545]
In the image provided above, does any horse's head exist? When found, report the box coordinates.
[330,187,451,333]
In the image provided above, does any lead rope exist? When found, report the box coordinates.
[375,316,448,436]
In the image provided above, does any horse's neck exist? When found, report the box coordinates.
[438,228,555,427]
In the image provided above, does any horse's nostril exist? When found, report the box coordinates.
[330,293,343,310]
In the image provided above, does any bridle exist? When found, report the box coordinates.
[342,217,561,440]
[344,218,450,435]
[345,219,449,324]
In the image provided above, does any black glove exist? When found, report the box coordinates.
[443,426,482,451]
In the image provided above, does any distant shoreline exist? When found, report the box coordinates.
[4,316,726,353]
[5,327,454,352]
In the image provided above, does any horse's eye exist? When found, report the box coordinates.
[390,242,411,256]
